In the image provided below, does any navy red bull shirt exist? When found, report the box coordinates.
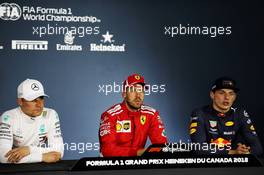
[189,105,263,155]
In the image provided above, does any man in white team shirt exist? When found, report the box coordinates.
[0,79,64,163]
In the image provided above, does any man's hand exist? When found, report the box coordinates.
[5,146,30,163]
[137,148,146,156]
[228,143,250,154]
[42,151,61,163]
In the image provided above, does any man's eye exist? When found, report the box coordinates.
[129,87,135,92]
[135,88,140,92]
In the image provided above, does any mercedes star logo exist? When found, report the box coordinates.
[31,83,39,91]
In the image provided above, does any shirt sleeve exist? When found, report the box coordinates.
[148,111,168,144]
[0,110,64,164]
[0,112,43,163]
[29,109,64,158]
[0,113,13,163]
[99,112,138,157]
[238,109,263,155]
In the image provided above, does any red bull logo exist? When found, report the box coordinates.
[211,138,231,147]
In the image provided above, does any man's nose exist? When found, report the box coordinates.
[224,94,230,100]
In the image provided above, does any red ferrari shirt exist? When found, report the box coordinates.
[99,101,167,157]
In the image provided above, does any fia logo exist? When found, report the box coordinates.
[0,3,22,21]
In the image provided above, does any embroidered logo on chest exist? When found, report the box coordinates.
[116,120,131,133]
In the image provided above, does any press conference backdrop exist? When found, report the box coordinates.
[0,0,263,159]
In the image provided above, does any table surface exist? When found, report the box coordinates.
[1,159,264,175]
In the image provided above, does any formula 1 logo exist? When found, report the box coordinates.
[0,3,22,21]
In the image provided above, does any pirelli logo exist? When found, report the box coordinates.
[12,40,48,50]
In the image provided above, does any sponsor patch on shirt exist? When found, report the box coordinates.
[157,115,164,125]
[100,129,110,137]
[246,119,251,124]
[116,120,131,133]
[190,128,196,135]
[250,125,255,131]
[2,115,10,122]
[209,130,218,135]
[190,122,197,128]
[210,128,218,132]
[39,124,46,133]
[162,129,167,137]
[100,115,108,125]
[42,111,47,117]
[225,121,234,127]
[191,116,198,121]
[140,115,146,125]
[223,131,235,135]
[243,110,250,118]
[209,120,217,128]
[211,138,231,148]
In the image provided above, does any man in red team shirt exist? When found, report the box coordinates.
[99,74,168,157]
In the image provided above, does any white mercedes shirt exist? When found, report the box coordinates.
[0,107,64,163]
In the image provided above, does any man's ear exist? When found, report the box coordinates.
[17,98,22,106]
[122,91,126,99]
[233,93,237,101]
[210,91,214,100]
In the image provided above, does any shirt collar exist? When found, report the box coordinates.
[209,105,234,117]
[121,100,141,115]
[18,107,42,122]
